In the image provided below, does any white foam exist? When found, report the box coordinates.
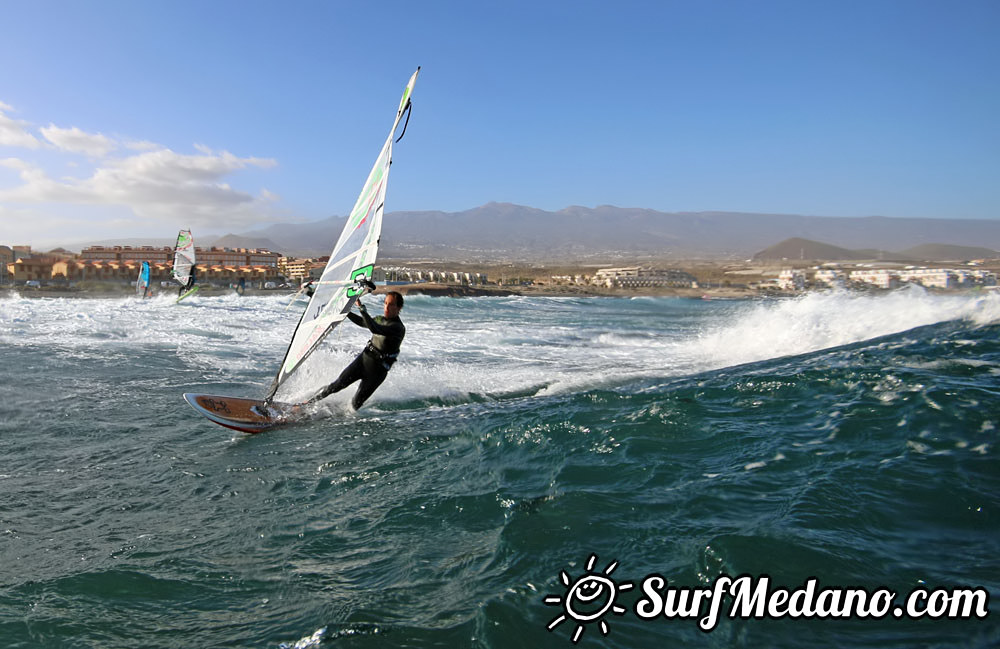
[673,286,1000,374]
[2,288,996,405]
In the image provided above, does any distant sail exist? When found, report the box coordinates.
[135,261,151,298]
[171,230,195,287]
[266,68,419,399]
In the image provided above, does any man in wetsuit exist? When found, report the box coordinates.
[306,290,405,410]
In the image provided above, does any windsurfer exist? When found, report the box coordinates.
[307,289,405,410]
[179,265,197,297]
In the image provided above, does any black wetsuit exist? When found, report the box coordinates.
[313,306,405,409]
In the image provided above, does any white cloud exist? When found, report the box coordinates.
[0,158,87,203]
[0,146,280,229]
[40,124,116,157]
[125,139,160,152]
[110,147,276,186]
[0,204,139,248]
[0,99,284,242]
[0,102,42,149]
[0,157,32,171]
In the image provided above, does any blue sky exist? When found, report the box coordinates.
[1,0,998,248]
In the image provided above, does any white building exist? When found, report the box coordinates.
[849,269,900,289]
[813,269,846,288]
[897,268,957,289]
[592,267,697,289]
[970,270,998,286]
[777,269,806,290]
[895,268,997,289]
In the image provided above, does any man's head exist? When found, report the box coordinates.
[384,291,404,318]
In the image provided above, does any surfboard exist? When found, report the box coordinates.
[183,393,305,434]
[176,286,200,303]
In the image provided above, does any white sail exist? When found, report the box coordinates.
[171,229,195,287]
[267,68,419,399]
[135,261,151,298]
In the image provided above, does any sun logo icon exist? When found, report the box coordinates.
[544,553,632,644]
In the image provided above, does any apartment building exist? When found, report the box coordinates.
[81,245,280,267]
[813,269,847,288]
[847,269,900,289]
[777,269,806,290]
[591,267,697,289]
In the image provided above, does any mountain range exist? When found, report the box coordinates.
[66,203,1000,262]
[752,238,999,262]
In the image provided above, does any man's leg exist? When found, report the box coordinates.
[309,354,366,403]
[350,362,389,410]
[350,373,387,410]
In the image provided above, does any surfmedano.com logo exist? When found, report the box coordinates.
[544,554,633,644]
[543,554,990,644]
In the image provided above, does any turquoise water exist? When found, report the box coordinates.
[1,289,998,648]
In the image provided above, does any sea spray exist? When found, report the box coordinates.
[683,286,1000,372]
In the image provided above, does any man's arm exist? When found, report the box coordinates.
[356,303,403,336]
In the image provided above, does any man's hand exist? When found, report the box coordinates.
[306,388,327,405]
[356,300,368,314]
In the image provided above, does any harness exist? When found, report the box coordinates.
[365,341,399,370]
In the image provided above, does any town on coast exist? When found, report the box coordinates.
[2,241,998,300]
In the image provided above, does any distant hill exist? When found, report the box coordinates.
[896,243,1000,261]
[753,238,868,261]
[57,203,1000,261]
[753,237,999,262]
[238,204,1000,261]
[201,220,346,258]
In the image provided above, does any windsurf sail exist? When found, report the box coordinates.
[171,229,196,288]
[135,261,151,298]
[265,67,419,400]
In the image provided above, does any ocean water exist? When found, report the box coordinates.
[1,287,998,648]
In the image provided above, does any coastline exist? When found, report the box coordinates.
[5,256,997,301]
[0,283,759,300]
[384,282,755,299]
[4,283,990,301]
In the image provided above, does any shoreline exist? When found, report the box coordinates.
[6,256,998,302]
[0,282,758,300]
[3,283,990,301]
